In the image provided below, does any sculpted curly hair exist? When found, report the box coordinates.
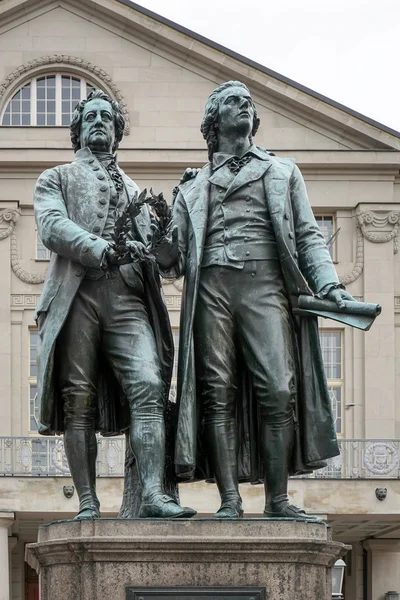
[69,89,125,153]
[200,81,260,161]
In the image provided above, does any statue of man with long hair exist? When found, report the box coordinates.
[165,81,355,519]
[34,89,195,520]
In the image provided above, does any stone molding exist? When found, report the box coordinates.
[0,55,130,135]
[26,520,348,584]
[339,210,400,285]
[11,294,42,309]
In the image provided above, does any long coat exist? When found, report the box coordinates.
[168,148,340,481]
[34,147,173,436]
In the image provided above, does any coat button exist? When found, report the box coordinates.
[97,213,104,218]
[284,213,290,220]
[92,165,100,171]
[247,183,252,187]
[93,226,100,233]
[75,268,83,276]
[245,197,250,202]
[289,232,294,239]
[99,198,107,205]
[294,251,299,259]
[224,240,229,245]
[97,173,105,180]
[90,234,98,240]
[88,158,94,164]
[246,251,250,256]
[100,185,108,192]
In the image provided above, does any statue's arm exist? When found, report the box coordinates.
[34,168,109,268]
[159,190,189,279]
[290,165,340,294]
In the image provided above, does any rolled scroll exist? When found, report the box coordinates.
[294,295,382,331]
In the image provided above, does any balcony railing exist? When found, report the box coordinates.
[0,437,400,478]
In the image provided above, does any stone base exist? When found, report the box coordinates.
[26,519,349,600]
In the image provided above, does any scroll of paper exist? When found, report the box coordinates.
[294,295,382,331]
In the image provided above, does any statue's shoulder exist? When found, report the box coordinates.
[257,148,296,177]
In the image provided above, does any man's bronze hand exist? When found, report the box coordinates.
[172,168,200,202]
[180,168,200,184]
[151,225,179,269]
[106,241,151,266]
[326,288,356,309]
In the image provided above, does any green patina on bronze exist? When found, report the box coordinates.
[163,81,380,521]
[34,90,194,520]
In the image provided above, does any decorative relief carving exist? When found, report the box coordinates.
[10,232,46,284]
[363,442,399,476]
[358,210,400,253]
[339,210,400,286]
[11,294,41,309]
[162,277,184,292]
[0,55,130,135]
[0,208,19,240]
[339,226,364,285]
[164,295,182,310]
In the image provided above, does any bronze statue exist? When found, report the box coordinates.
[34,89,195,520]
[165,81,357,520]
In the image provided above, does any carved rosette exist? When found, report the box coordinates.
[0,54,130,135]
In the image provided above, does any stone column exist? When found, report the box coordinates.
[364,539,400,600]
[0,512,15,600]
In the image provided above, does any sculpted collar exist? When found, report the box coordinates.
[212,144,269,172]
[75,147,119,164]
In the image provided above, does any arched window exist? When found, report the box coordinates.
[1,74,96,126]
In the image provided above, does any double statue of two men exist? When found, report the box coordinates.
[34,81,354,520]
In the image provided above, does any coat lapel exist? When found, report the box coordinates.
[224,157,272,199]
[180,165,212,263]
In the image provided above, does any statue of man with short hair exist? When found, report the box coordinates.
[34,89,195,520]
[166,81,355,519]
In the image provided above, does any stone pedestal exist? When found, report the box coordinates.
[26,519,349,600]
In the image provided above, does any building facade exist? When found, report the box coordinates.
[1,1,400,598]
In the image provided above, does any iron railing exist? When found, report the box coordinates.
[0,437,400,479]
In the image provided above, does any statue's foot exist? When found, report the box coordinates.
[213,500,244,519]
[263,502,323,522]
[139,493,197,519]
[74,505,100,520]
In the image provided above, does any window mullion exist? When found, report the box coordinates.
[31,78,37,126]
[56,74,62,126]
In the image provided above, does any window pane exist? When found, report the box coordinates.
[319,330,342,380]
[36,233,51,260]
[30,330,39,377]
[30,383,38,431]
[2,76,98,127]
[328,386,342,434]
[2,83,31,125]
